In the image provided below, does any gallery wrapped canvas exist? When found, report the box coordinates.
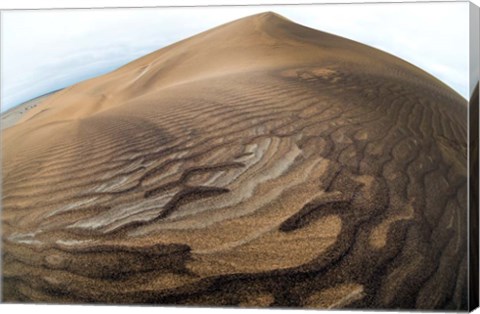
[0,0,479,311]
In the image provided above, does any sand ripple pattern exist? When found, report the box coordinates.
[2,12,468,310]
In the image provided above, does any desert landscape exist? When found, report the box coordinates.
[1,90,59,131]
[1,12,469,309]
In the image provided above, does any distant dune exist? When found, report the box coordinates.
[1,90,58,130]
[1,12,468,309]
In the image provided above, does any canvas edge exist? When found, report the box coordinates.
[469,1,480,312]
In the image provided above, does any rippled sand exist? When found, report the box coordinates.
[2,12,468,310]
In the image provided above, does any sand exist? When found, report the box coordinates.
[1,91,57,130]
[1,12,468,310]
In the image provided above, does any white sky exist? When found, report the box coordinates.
[1,2,470,111]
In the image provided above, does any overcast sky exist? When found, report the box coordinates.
[1,2,470,112]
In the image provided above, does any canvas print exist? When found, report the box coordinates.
[1,1,479,311]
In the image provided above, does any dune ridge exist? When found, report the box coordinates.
[1,12,468,309]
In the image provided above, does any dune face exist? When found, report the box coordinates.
[1,12,469,309]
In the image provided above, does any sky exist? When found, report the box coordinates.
[1,2,470,112]
[471,2,480,93]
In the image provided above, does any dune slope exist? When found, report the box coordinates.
[1,12,468,309]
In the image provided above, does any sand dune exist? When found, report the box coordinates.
[1,12,468,309]
[1,90,57,130]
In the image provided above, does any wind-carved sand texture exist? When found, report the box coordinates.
[1,12,468,309]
